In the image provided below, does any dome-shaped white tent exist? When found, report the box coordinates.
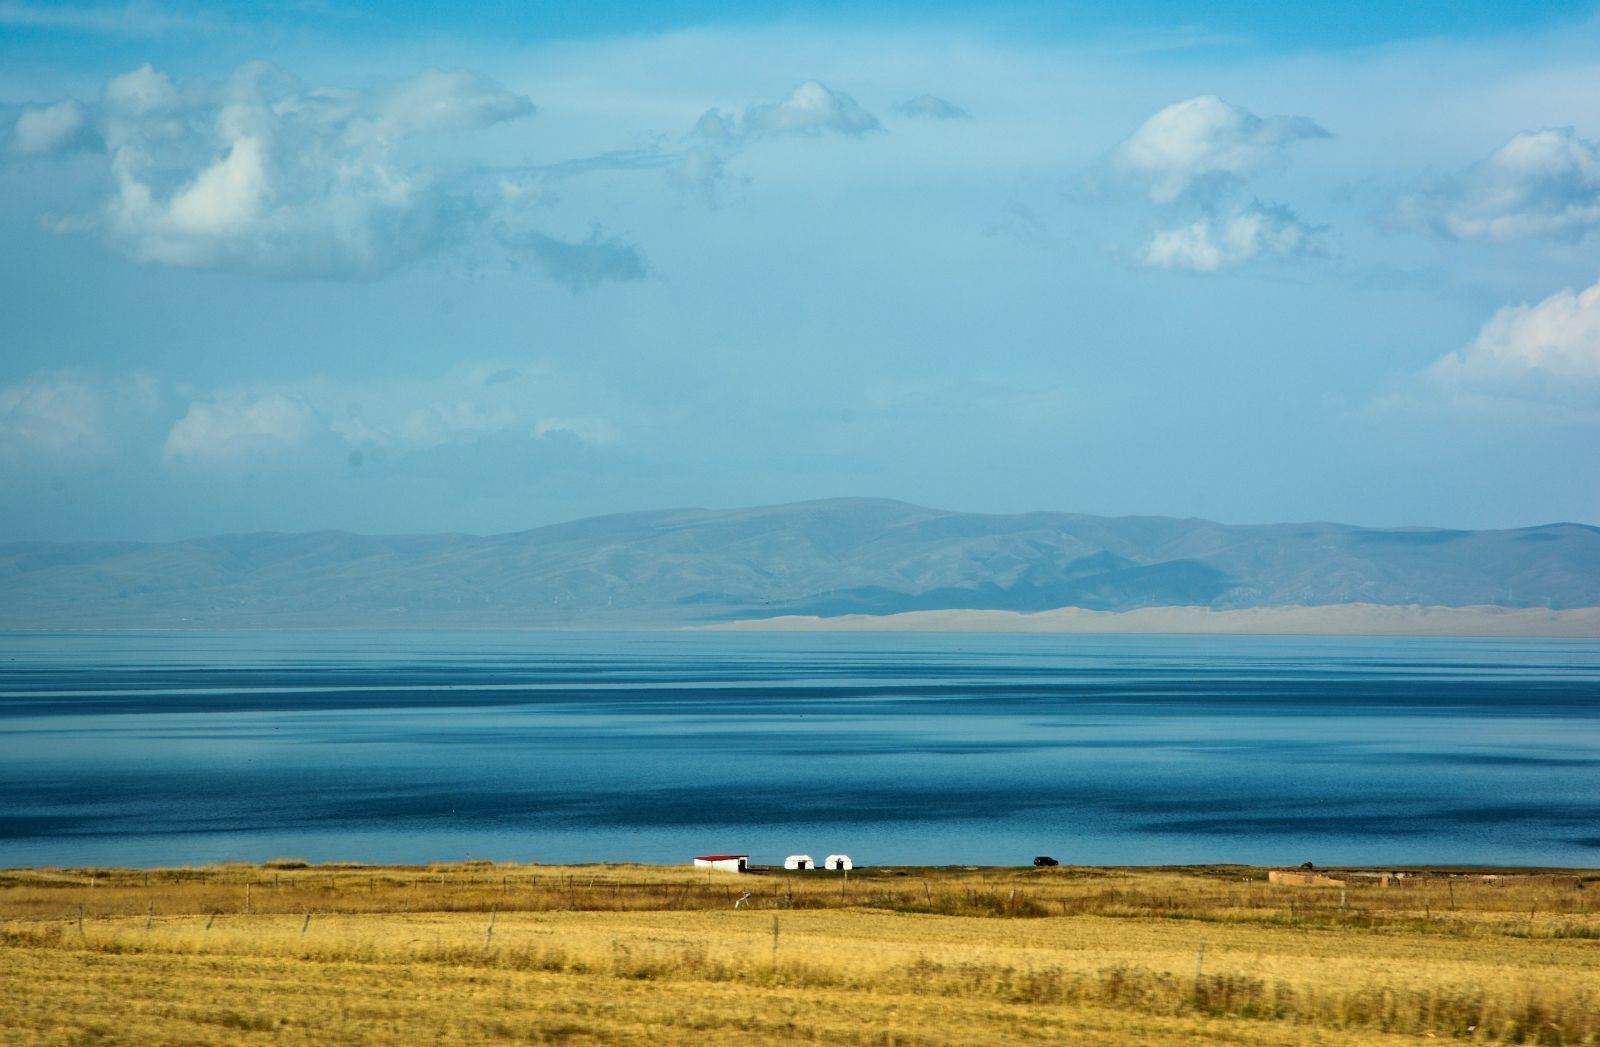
[824,854,853,871]
[784,854,815,870]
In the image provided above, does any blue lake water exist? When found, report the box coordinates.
[2,630,1598,869]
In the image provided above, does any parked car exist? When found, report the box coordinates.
[1033,855,1060,867]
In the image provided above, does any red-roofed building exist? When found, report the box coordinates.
[693,854,749,872]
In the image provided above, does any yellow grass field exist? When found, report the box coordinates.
[2,862,1598,1044]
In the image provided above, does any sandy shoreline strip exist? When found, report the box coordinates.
[711,603,1600,638]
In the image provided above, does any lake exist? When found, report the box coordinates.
[2,630,1598,869]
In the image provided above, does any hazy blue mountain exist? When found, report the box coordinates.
[1,498,1596,627]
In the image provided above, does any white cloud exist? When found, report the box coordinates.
[163,363,620,468]
[0,362,623,472]
[39,61,535,279]
[1142,201,1322,271]
[736,80,881,140]
[360,69,536,144]
[690,80,880,148]
[1113,94,1328,204]
[1402,127,1600,242]
[1430,278,1600,402]
[0,370,159,463]
[102,62,178,115]
[164,393,317,464]
[681,80,881,202]
[10,99,93,156]
[894,95,969,120]
[1108,95,1329,275]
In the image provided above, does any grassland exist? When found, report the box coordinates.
[2,862,1599,1045]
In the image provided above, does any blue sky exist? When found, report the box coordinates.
[2,0,1599,540]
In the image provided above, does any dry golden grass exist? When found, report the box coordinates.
[2,862,1598,1044]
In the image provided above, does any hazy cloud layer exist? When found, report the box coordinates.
[0,1,211,36]
[4,363,617,472]
[1403,127,1600,242]
[165,364,620,468]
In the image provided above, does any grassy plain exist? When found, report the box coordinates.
[2,862,1598,1045]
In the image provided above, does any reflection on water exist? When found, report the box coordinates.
[2,630,1598,868]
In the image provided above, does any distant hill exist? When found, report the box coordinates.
[1,498,1597,628]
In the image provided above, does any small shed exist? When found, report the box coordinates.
[824,854,853,871]
[784,854,815,870]
[693,854,748,872]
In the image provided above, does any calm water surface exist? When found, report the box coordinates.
[2,630,1598,868]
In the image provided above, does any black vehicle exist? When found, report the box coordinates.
[1033,855,1060,867]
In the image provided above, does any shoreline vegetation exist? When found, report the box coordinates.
[713,603,1600,638]
[4,862,1598,1044]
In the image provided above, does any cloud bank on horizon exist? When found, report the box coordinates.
[1,0,1599,539]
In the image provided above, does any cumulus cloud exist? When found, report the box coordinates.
[498,228,648,291]
[1113,95,1328,204]
[29,61,535,279]
[681,80,880,202]
[164,393,317,464]
[1428,278,1600,406]
[894,94,969,120]
[1142,201,1322,272]
[1107,95,1329,274]
[734,81,881,139]
[1402,127,1600,242]
[0,370,160,463]
[9,99,94,156]
[101,61,178,114]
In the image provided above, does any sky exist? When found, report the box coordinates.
[2,1,1599,540]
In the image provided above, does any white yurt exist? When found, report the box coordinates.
[783,854,815,870]
[824,854,853,871]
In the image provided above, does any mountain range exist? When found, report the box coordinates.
[1,498,1597,628]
